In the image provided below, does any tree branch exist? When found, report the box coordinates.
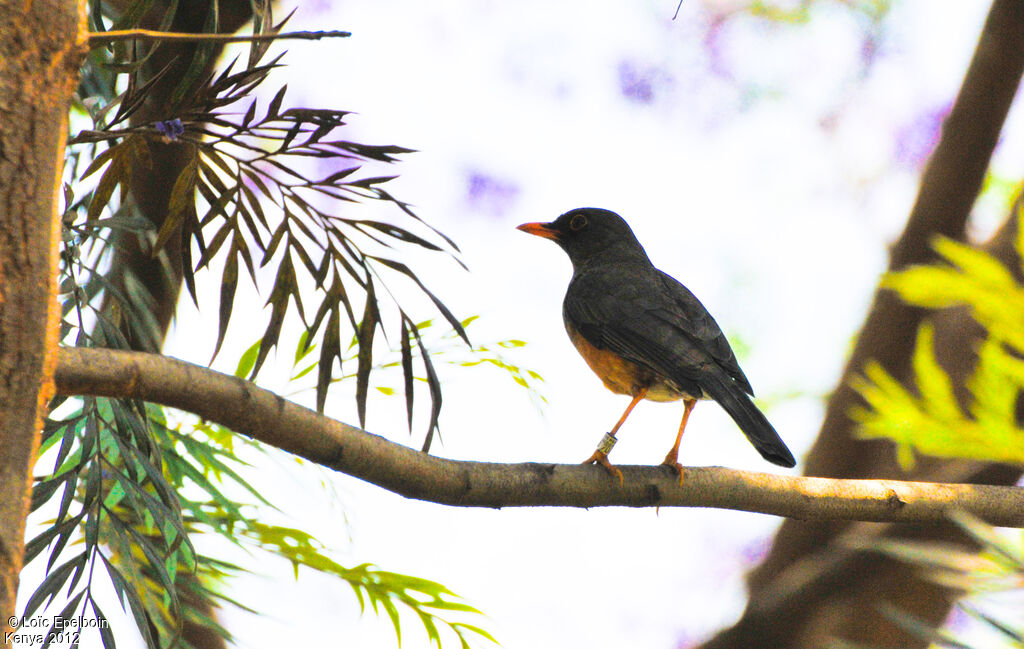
[53,347,1024,526]
[87,29,351,47]
[712,0,1024,645]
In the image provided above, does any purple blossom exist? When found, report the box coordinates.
[618,61,657,104]
[894,103,951,169]
[466,171,519,217]
[155,118,185,141]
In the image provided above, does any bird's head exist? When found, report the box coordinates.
[516,207,648,269]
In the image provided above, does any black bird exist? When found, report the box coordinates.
[517,207,796,482]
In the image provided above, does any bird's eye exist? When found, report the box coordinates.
[569,214,588,231]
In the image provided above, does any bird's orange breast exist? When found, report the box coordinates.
[566,323,687,402]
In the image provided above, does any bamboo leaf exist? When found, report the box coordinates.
[154,148,199,255]
[355,277,379,428]
[371,256,469,346]
[316,308,341,414]
[410,322,443,452]
[234,338,261,379]
[400,315,415,432]
[90,600,117,649]
[266,85,287,119]
[22,553,87,618]
[86,150,126,223]
[212,244,239,362]
[252,255,296,377]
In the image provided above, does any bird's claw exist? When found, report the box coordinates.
[660,457,685,486]
[582,450,624,485]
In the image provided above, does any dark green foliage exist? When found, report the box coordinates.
[27,2,516,648]
[69,7,468,444]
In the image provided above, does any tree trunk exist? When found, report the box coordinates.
[0,0,86,633]
[698,0,1024,647]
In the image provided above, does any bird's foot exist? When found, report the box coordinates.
[582,449,624,485]
[660,456,685,486]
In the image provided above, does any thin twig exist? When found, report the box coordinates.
[54,347,1024,526]
[88,29,351,47]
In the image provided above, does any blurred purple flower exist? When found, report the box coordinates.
[703,14,735,81]
[739,536,771,565]
[860,33,880,69]
[894,103,951,169]
[466,171,520,217]
[618,60,658,104]
[944,605,971,632]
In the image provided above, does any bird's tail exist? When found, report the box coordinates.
[701,371,796,468]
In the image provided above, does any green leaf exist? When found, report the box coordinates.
[154,148,199,255]
[234,339,261,378]
[86,146,127,223]
[372,256,470,346]
[41,589,86,649]
[355,277,379,429]
[911,324,959,422]
[212,243,239,362]
[410,321,443,452]
[25,514,83,566]
[23,553,87,618]
[251,254,297,378]
[100,553,160,649]
[266,85,287,119]
[90,600,117,649]
[400,315,415,432]
[316,306,342,415]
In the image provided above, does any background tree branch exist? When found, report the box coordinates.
[700,1,1024,647]
[53,347,1024,525]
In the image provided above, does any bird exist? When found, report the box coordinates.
[517,207,796,482]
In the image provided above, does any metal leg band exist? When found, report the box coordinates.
[596,432,617,455]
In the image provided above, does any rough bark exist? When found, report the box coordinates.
[699,1,1024,647]
[49,347,1024,524]
[0,0,87,635]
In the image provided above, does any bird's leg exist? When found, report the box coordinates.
[582,389,647,484]
[662,398,697,484]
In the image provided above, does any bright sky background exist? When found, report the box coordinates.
[27,1,1024,648]
[175,1,1020,648]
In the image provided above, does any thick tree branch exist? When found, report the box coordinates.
[54,347,1024,525]
[700,1,1024,645]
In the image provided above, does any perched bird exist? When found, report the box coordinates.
[517,207,796,482]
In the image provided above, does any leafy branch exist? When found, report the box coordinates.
[241,522,497,648]
[64,28,468,448]
[853,199,1024,468]
[37,5,499,647]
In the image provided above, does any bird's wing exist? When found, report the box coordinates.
[564,268,752,395]
[651,270,753,394]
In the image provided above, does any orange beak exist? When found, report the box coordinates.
[516,222,560,240]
